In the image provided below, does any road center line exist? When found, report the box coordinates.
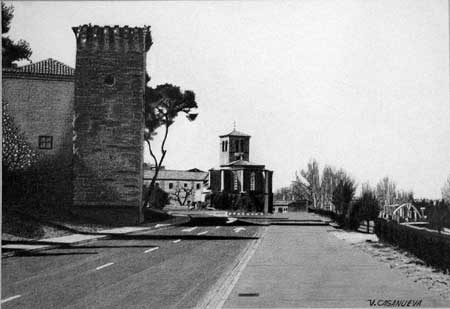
[173,239,181,243]
[1,295,21,304]
[197,231,208,235]
[95,262,114,270]
[144,247,159,253]
[182,226,198,232]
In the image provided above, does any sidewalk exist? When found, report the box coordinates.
[1,216,189,257]
[221,222,448,307]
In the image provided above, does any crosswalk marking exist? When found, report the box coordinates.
[226,218,237,224]
[182,227,198,232]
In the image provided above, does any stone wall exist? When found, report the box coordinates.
[72,24,152,225]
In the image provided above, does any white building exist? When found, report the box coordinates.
[144,168,208,206]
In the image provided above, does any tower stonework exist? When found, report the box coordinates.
[72,25,152,225]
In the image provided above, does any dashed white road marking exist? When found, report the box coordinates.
[226,218,237,224]
[182,227,198,232]
[144,247,159,253]
[155,224,171,228]
[96,262,114,270]
[216,226,221,229]
[1,295,21,304]
[197,231,208,235]
[233,227,246,233]
[173,239,181,243]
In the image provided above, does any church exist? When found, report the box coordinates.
[208,128,273,214]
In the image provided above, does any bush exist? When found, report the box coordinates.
[375,218,450,272]
[210,192,264,212]
[429,200,450,233]
[3,156,72,209]
[144,186,169,210]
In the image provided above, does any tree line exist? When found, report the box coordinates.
[275,158,450,232]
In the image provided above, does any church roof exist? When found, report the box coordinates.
[219,129,251,138]
[4,58,75,76]
[221,159,265,168]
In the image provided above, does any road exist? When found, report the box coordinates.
[2,220,261,308]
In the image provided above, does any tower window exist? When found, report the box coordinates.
[169,183,173,189]
[196,183,201,190]
[235,140,239,152]
[38,136,53,149]
[240,140,244,152]
[225,140,228,151]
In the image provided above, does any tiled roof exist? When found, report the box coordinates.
[144,169,208,181]
[221,159,265,168]
[9,58,75,76]
[219,129,251,138]
[273,200,296,206]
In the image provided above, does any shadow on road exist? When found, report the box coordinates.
[181,217,266,227]
[107,234,259,241]
[12,251,98,257]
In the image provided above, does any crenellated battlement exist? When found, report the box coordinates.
[72,24,152,53]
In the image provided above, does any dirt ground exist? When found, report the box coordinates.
[330,229,450,302]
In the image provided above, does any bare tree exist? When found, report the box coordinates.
[171,184,194,206]
[293,159,320,208]
[442,174,450,203]
[375,177,397,206]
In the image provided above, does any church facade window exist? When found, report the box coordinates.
[233,172,238,191]
[250,172,256,191]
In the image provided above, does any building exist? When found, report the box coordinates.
[209,128,273,213]
[2,58,75,205]
[2,58,75,161]
[3,24,153,225]
[273,200,289,213]
[272,199,308,213]
[144,168,208,206]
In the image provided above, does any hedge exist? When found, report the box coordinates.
[375,218,450,272]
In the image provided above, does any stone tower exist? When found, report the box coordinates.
[219,129,251,166]
[72,24,152,225]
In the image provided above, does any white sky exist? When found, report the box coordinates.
[7,1,450,198]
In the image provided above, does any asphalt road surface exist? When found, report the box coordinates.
[2,221,261,308]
